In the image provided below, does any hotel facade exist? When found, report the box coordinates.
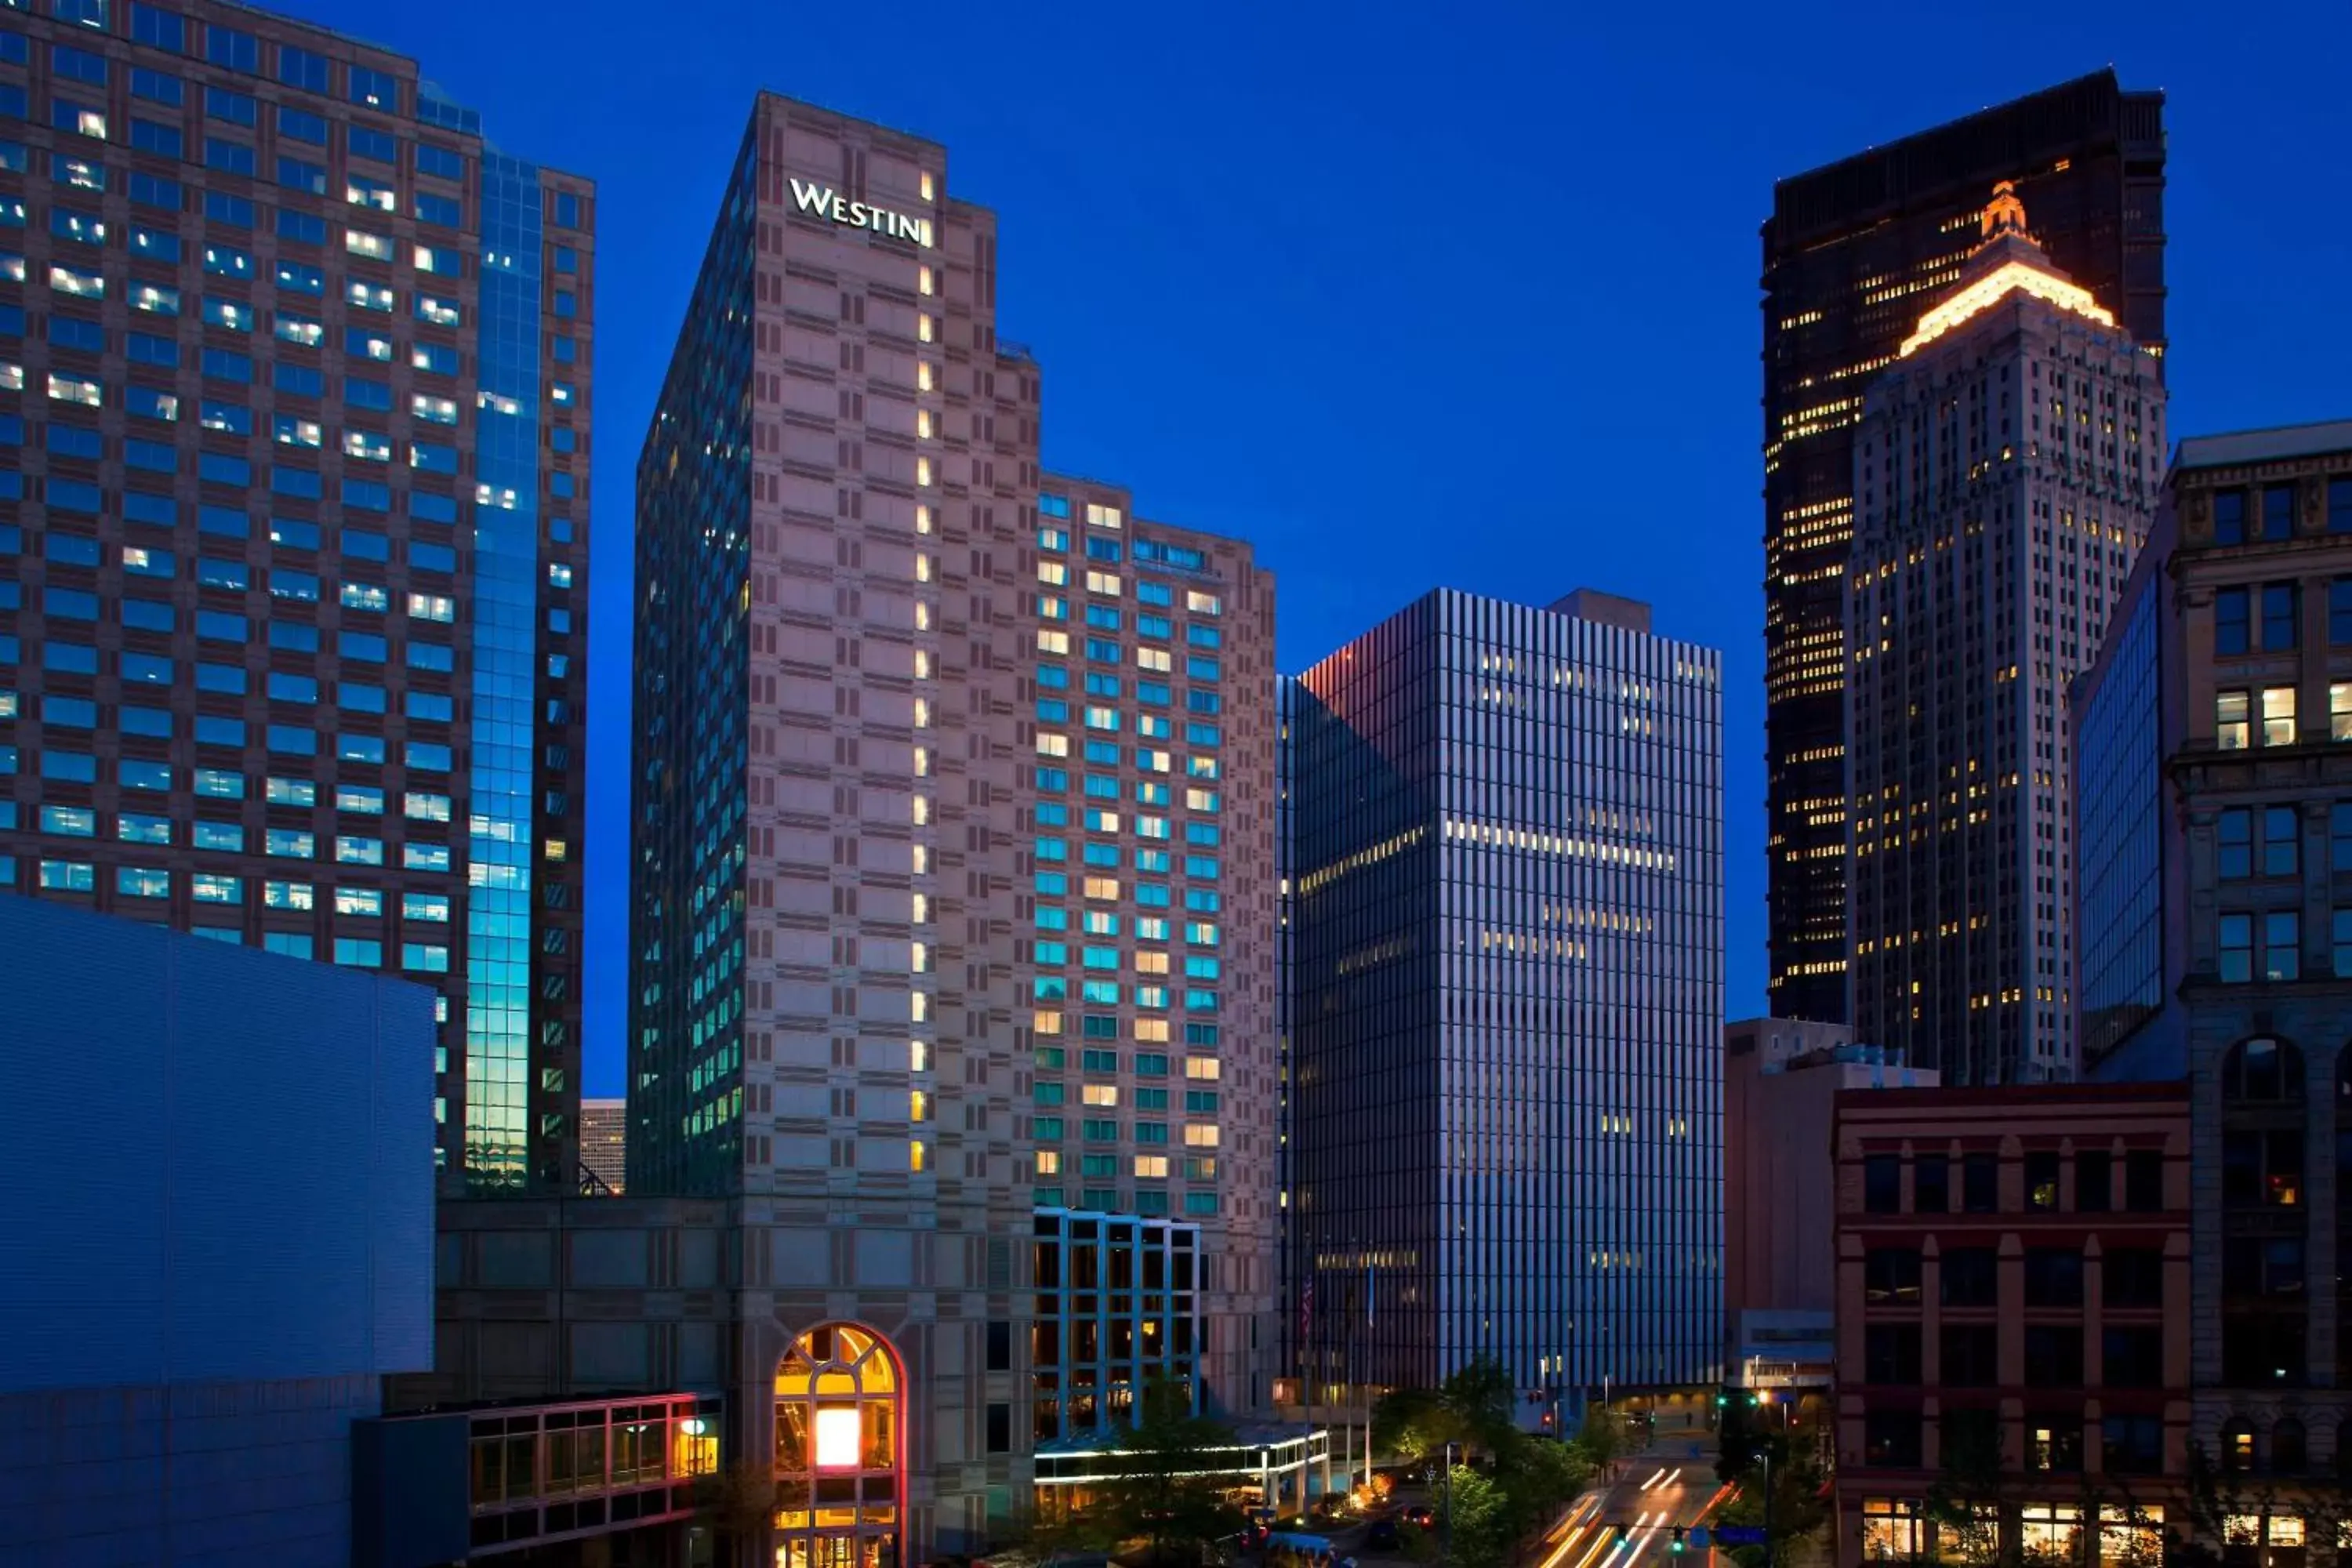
[617,92,1281,1566]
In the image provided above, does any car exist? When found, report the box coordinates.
[1364,1522,1403,1552]
[1403,1506,1435,1529]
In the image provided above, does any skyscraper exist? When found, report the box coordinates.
[1845,187,2164,1083]
[1289,587,1723,1406]
[0,0,592,1192]
[1023,471,1281,1423]
[630,93,1281,1562]
[1762,71,2165,1023]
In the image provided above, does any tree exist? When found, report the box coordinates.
[1713,1406,1828,1568]
[1580,1406,1629,1470]
[1372,1359,1521,1468]
[1374,1385,1463,1468]
[1441,1465,1518,1568]
[1093,1376,1250,1568]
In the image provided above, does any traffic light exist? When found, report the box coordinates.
[1617,1524,1632,1543]
[1671,1527,1686,1554]
[1713,1393,1727,1408]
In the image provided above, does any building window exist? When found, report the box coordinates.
[2266,686,2299,745]
[2024,1248,2084,1307]
[2263,484,2298,540]
[2074,1149,2112,1212]
[2331,479,2352,535]
[2217,588,2251,655]
[1962,1152,1998,1213]
[1940,1247,1996,1308]
[2220,914,2254,982]
[2223,1129,2303,1209]
[2022,1323,2084,1385]
[1913,1155,1948,1214]
[1862,1248,1922,1305]
[2025,1150,2060,1210]
[2330,579,2352,644]
[2335,683,2352,742]
[2215,491,2246,544]
[2225,1036,2306,1101]
[1863,1324,1921,1385]
[1860,1411,1921,1468]
[2263,584,2299,649]
[1863,1153,1900,1213]
[2125,1149,2167,1211]
[2219,690,2251,750]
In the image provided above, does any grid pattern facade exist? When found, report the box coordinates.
[1021,472,1279,1414]
[1830,1084,2190,1567]
[2162,430,2352,1479]
[1846,233,2163,1084]
[629,93,1041,1560]
[0,0,590,1192]
[1290,589,1724,1401]
[1763,71,2165,1024]
[1029,1209,1204,1446]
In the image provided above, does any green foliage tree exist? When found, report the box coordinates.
[1579,1406,1628,1469]
[1443,1465,1519,1568]
[1093,1376,1250,1568]
[1712,1406,1827,1568]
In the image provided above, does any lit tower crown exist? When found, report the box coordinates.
[1899,180,2118,356]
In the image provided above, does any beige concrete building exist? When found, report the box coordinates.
[1846,183,2166,1084]
[1725,1018,1936,1390]
[581,1097,626,1194]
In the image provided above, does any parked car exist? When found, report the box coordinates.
[1403,1506,1435,1529]
[1364,1522,1403,1552]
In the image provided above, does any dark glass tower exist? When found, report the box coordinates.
[1289,588,1724,1404]
[1762,70,2165,1023]
[0,0,591,1193]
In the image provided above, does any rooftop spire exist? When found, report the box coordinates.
[1899,181,2117,357]
[1980,180,2030,244]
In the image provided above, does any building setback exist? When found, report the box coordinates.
[626,93,1281,1565]
[0,0,592,1193]
[1289,587,1723,1407]
[1023,471,1280,1428]
[1845,185,2165,1084]
[1762,71,2165,1025]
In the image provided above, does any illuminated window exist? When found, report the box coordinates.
[1082,1084,1118,1107]
[1185,1058,1221,1080]
[1184,1124,1221,1148]
[1036,1149,1061,1175]
[1134,1155,1169,1178]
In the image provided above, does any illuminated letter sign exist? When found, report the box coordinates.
[789,178,935,249]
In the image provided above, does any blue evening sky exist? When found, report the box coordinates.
[284,0,2352,1094]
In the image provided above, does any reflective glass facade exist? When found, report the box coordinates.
[626,119,752,1197]
[2074,553,2166,1069]
[1290,589,1725,1401]
[0,0,590,1192]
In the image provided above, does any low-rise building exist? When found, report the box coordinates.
[1726,1018,1936,1392]
[1831,1081,2190,1567]
[0,895,435,1566]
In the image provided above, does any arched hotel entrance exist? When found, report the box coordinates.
[773,1323,903,1568]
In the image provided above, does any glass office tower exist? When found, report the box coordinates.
[0,0,591,1192]
[1289,587,1724,1406]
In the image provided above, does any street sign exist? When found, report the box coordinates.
[1714,1526,1768,1547]
[1687,1530,1710,1551]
